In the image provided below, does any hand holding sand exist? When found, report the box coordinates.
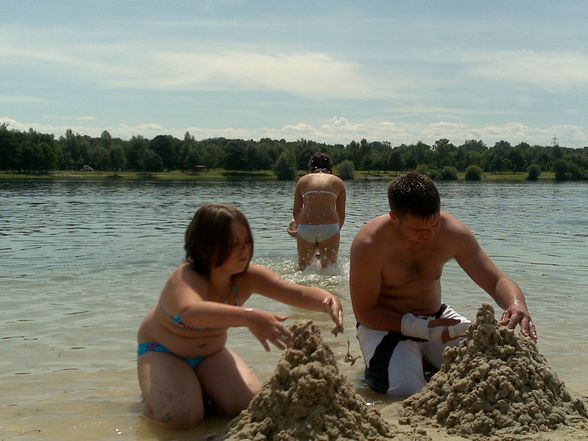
[244,308,293,351]
[499,302,537,340]
[322,295,344,336]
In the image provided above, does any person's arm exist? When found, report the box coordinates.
[349,233,402,332]
[247,264,344,332]
[162,270,293,351]
[454,224,537,339]
[336,179,346,229]
[292,181,303,225]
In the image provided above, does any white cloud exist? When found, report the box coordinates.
[467,51,588,91]
[2,116,587,147]
[0,95,47,104]
[0,30,388,99]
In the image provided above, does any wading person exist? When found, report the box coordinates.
[288,153,346,270]
[349,172,536,397]
[137,204,344,428]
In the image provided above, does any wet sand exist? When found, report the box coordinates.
[1,314,587,441]
[222,310,588,440]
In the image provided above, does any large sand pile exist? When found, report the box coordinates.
[402,304,587,438]
[224,320,397,441]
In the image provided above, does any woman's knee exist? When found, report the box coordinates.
[145,398,205,429]
[216,386,257,416]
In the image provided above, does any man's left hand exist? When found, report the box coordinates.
[499,304,537,340]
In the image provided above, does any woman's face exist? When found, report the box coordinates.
[219,220,252,273]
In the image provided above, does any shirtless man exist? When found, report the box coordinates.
[350,172,536,397]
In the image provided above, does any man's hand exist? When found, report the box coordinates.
[428,318,461,343]
[499,304,537,340]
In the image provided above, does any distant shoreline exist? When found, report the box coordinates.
[0,170,558,182]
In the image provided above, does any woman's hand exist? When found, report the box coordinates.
[244,308,293,351]
[322,296,344,334]
[287,220,298,238]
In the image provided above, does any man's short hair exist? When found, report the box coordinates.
[387,172,440,218]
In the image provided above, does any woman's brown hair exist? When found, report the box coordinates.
[184,204,253,276]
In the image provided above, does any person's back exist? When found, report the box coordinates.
[291,153,346,270]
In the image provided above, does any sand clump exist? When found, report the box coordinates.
[224,320,397,441]
[402,304,587,438]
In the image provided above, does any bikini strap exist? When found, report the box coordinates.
[230,284,240,306]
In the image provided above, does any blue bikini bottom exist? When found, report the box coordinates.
[137,342,205,369]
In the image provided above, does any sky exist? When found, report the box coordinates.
[1,0,588,148]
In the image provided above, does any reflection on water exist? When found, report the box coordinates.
[1,179,587,439]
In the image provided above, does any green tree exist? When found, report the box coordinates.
[0,124,20,170]
[440,166,458,180]
[387,149,404,175]
[526,164,541,181]
[224,140,248,171]
[433,139,457,168]
[273,151,296,180]
[150,135,179,170]
[465,165,483,181]
[553,159,568,181]
[335,159,354,180]
[109,145,127,171]
[126,135,149,170]
[142,149,164,172]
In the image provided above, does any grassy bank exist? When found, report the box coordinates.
[0,170,557,182]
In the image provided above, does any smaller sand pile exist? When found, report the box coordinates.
[224,320,396,441]
[402,304,587,438]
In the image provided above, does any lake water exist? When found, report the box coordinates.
[1,179,587,440]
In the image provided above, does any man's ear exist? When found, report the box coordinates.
[389,211,398,223]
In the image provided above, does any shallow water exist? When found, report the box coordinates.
[1,179,587,440]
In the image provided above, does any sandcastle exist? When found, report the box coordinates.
[224,320,396,441]
[402,304,587,438]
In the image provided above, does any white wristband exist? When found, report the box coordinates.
[400,313,430,340]
[448,322,470,339]
[428,326,444,343]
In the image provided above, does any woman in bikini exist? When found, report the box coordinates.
[289,152,346,270]
[137,204,344,428]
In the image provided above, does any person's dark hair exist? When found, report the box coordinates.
[184,204,253,276]
[387,173,440,219]
[308,152,333,173]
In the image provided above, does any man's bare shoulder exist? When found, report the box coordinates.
[352,215,391,248]
[439,212,478,252]
[441,212,474,236]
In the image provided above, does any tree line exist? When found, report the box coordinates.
[1,124,586,180]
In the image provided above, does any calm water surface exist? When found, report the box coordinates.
[1,179,587,440]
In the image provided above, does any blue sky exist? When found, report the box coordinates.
[2,1,588,147]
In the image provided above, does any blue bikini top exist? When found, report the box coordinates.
[158,284,240,331]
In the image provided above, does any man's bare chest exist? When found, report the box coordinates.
[382,248,446,286]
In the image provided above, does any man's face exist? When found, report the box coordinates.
[395,212,441,244]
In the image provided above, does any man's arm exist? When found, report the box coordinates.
[349,233,403,332]
[454,224,537,339]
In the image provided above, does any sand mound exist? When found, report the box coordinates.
[224,320,397,441]
[401,304,587,438]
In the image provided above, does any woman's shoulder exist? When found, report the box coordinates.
[240,263,273,279]
[167,263,207,291]
[236,263,281,294]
